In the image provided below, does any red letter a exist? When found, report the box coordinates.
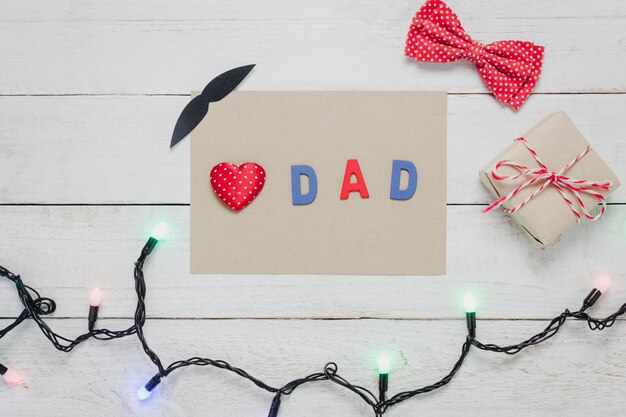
[340,159,370,200]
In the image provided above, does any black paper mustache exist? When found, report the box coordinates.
[170,64,256,149]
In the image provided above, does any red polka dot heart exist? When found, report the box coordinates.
[210,162,266,211]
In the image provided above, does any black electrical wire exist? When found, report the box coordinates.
[379,338,472,411]
[1,236,625,417]
[0,265,135,352]
[469,289,625,355]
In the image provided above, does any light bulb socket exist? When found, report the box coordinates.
[583,288,602,309]
[138,237,159,263]
[268,394,282,417]
[378,373,389,397]
[145,374,162,392]
[88,305,99,331]
[0,363,7,376]
[466,311,476,338]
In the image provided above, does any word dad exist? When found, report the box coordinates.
[291,159,418,205]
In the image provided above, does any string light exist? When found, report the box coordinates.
[88,288,102,331]
[464,293,476,313]
[268,394,282,417]
[137,222,168,265]
[137,375,161,400]
[377,355,390,402]
[1,225,625,416]
[0,364,21,385]
[464,293,477,338]
[89,287,103,307]
[377,355,391,375]
[594,274,611,294]
[582,276,610,311]
[150,223,168,241]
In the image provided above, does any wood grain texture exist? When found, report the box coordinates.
[0,94,624,204]
[1,319,624,417]
[0,0,624,94]
[1,205,624,320]
[1,0,625,415]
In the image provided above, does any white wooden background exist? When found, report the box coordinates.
[1,1,625,416]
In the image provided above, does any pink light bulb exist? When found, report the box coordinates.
[89,287,103,307]
[3,369,21,385]
[594,275,611,294]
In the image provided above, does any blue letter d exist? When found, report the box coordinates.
[390,160,418,200]
[291,165,318,205]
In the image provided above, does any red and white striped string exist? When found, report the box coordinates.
[483,137,613,222]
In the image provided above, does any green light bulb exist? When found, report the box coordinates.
[150,223,168,241]
[377,355,390,375]
[464,294,476,313]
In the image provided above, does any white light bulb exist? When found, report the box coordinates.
[150,223,168,241]
[595,275,611,294]
[378,355,391,375]
[137,385,152,400]
[89,287,103,307]
[464,294,476,313]
[3,369,21,385]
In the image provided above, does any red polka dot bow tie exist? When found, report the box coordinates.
[405,0,544,110]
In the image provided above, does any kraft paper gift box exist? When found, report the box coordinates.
[479,112,621,247]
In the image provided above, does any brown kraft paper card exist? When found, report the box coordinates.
[190,91,447,275]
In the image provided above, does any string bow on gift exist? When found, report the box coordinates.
[483,138,613,222]
[404,0,544,110]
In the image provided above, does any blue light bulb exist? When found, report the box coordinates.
[137,375,161,401]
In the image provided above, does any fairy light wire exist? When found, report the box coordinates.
[0,230,625,416]
[0,265,135,352]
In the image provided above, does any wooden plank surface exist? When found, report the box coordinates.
[1,0,625,416]
[0,0,624,94]
[1,205,624,320]
[0,94,624,204]
[2,319,625,417]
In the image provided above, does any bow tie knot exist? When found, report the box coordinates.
[463,42,486,67]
